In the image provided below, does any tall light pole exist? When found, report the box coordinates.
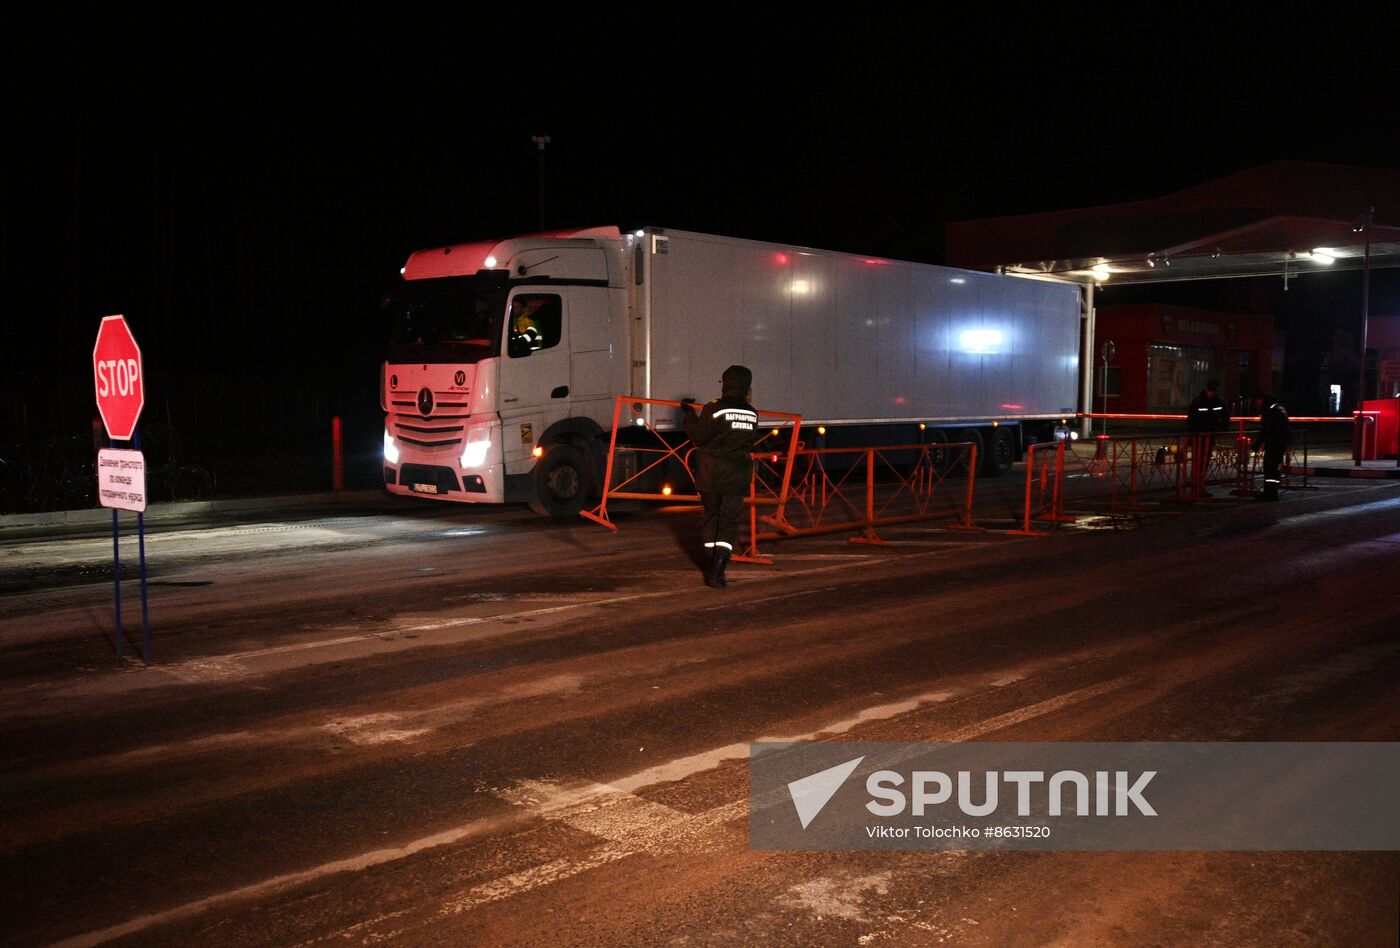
[1358,205,1374,408]
[532,135,551,230]
[1350,206,1374,467]
[1080,281,1096,440]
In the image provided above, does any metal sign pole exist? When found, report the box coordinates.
[135,428,152,664]
[109,435,124,657]
[94,314,148,662]
[1296,427,1318,491]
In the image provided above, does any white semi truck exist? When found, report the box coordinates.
[381,226,1081,516]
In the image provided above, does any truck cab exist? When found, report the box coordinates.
[382,227,631,515]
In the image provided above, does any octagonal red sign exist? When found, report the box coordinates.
[93,315,145,441]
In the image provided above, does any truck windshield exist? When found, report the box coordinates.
[386,279,507,365]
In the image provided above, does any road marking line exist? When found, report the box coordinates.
[440,678,1140,917]
[147,550,976,677]
[700,587,836,611]
[50,816,518,948]
[434,678,1139,921]
[936,676,1132,743]
[437,844,636,917]
[322,713,427,745]
[291,908,412,948]
[746,676,1136,815]
[434,782,747,920]
[56,668,1079,944]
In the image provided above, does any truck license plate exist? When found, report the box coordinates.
[411,482,439,494]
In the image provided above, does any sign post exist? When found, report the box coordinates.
[93,315,152,664]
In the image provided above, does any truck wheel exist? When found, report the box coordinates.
[952,429,984,477]
[528,444,590,518]
[920,429,953,477]
[981,428,1017,477]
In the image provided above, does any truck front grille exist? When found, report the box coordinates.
[397,434,463,448]
[389,399,470,449]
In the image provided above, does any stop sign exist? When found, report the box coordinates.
[93,315,145,441]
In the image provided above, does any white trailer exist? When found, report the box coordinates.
[381,226,1081,515]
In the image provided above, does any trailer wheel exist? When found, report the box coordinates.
[922,429,953,475]
[952,429,984,477]
[528,444,590,518]
[982,428,1017,477]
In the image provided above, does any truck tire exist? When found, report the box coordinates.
[981,428,1016,477]
[528,444,591,518]
[952,429,984,477]
[922,429,952,475]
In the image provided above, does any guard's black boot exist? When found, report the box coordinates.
[705,550,730,588]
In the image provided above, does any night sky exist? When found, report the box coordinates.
[4,13,1398,455]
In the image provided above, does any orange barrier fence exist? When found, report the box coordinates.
[580,396,803,564]
[1012,431,1314,536]
[1080,413,1351,425]
[580,400,983,563]
[743,441,982,558]
[1079,413,1355,468]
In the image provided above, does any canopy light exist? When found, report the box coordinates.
[1310,248,1336,264]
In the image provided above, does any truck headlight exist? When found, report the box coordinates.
[461,435,490,468]
[383,430,399,464]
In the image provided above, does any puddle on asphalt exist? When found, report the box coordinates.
[1061,514,1143,531]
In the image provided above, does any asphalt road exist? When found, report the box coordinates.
[1,478,1397,947]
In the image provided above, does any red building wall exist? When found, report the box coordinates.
[1094,305,1275,414]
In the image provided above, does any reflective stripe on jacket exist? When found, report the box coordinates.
[684,396,757,496]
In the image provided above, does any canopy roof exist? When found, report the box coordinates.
[945,162,1400,285]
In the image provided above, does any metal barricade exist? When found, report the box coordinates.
[745,441,982,557]
[580,396,803,565]
[1014,432,1254,535]
[1013,415,1353,535]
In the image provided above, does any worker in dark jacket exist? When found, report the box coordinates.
[1252,389,1292,501]
[1186,380,1230,494]
[1187,380,1231,433]
[681,365,757,588]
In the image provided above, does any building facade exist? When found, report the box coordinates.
[1093,304,1275,415]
